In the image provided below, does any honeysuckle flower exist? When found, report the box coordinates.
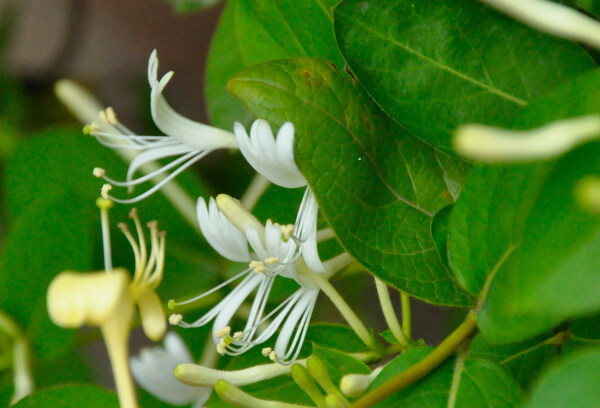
[480,0,600,50]
[47,198,168,408]
[453,115,600,162]
[131,332,211,408]
[234,119,325,273]
[88,50,237,204]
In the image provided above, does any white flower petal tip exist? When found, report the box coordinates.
[131,332,209,406]
[234,119,307,189]
[453,116,600,163]
[481,0,600,50]
[340,366,383,398]
[47,269,131,327]
[197,197,251,262]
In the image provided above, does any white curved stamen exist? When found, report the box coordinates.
[295,188,325,273]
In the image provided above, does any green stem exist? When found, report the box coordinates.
[299,264,378,351]
[374,278,408,347]
[351,313,478,408]
[240,175,271,211]
[0,311,34,405]
[400,291,412,341]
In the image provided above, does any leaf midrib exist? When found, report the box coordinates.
[334,8,528,107]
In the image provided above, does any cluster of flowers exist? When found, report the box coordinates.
[51,50,351,407]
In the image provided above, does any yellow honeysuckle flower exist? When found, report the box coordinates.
[47,198,167,408]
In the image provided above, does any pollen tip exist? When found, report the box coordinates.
[232,331,243,341]
[265,256,279,265]
[216,326,232,338]
[269,351,277,362]
[261,347,272,357]
[101,184,112,199]
[147,220,158,229]
[92,167,105,178]
[99,110,109,124]
[168,313,182,326]
[117,222,128,231]
[167,299,176,310]
[216,341,226,356]
[105,107,118,125]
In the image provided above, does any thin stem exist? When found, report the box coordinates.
[400,291,412,341]
[374,278,407,347]
[316,228,335,243]
[446,340,470,408]
[351,313,478,408]
[322,253,354,279]
[100,204,113,272]
[240,174,271,211]
[298,264,378,351]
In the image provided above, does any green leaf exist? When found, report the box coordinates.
[448,68,600,341]
[312,344,370,384]
[469,333,559,389]
[477,142,600,343]
[206,0,345,129]
[525,347,600,408]
[574,0,600,16]
[305,323,371,353]
[13,385,118,407]
[162,0,222,13]
[368,347,522,407]
[333,0,595,152]
[229,57,473,306]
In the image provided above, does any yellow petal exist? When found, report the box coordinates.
[137,289,166,342]
[47,269,131,327]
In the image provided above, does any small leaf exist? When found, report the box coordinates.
[525,347,600,408]
[333,0,595,152]
[229,57,473,306]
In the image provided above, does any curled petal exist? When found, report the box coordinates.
[137,289,167,342]
[235,120,306,188]
[198,197,251,262]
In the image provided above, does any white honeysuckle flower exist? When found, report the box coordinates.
[171,196,325,364]
[89,49,237,204]
[234,120,326,272]
[234,120,306,189]
[131,332,211,408]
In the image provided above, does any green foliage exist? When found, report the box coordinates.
[525,348,600,408]
[333,0,595,153]
[13,385,118,407]
[229,57,473,306]
[206,0,345,129]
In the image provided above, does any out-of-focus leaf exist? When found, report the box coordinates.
[12,385,118,407]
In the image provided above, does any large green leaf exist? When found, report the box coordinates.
[368,347,522,407]
[333,0,595,152]
[228,57,473,306]
[205,0,345,129]
[525,348,600,408]
[13,385,118,407]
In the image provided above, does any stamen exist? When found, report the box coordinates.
[269,350,277,362]
[216,327,231,338]
[249,260,266,274]
[105,107,118,125]
[265,257,279,265]
[101,184,112,199]
[261,347,272,357]
[168,314,182,326]
[117,222,142,278]
[280,224,294,240]
[98,110,109,124]
[96,197,114,272]
[84,122,100,135]
[168,299,176,309]
[233,331,244,341]
[93,167,106,178]
[217,341,226,356]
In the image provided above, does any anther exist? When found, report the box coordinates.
[232,331,243,341]
[101,184,112,199]
[117,222,128,231]
[105,107,118,125]
[269,351,277,362]
[261,347,272,357]
[168,314,182,326]
[217,341,226,356]
[265,257,279,265]
[216,327,231,338]
[99,110,109,124]
[147,220,158,229]
[249,260,266,274]
[280,224,294,240]
[128,208,138,219]
[93,167,105,178]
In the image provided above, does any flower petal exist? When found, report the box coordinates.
[235,120,306,188]
[137,289,167,342]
